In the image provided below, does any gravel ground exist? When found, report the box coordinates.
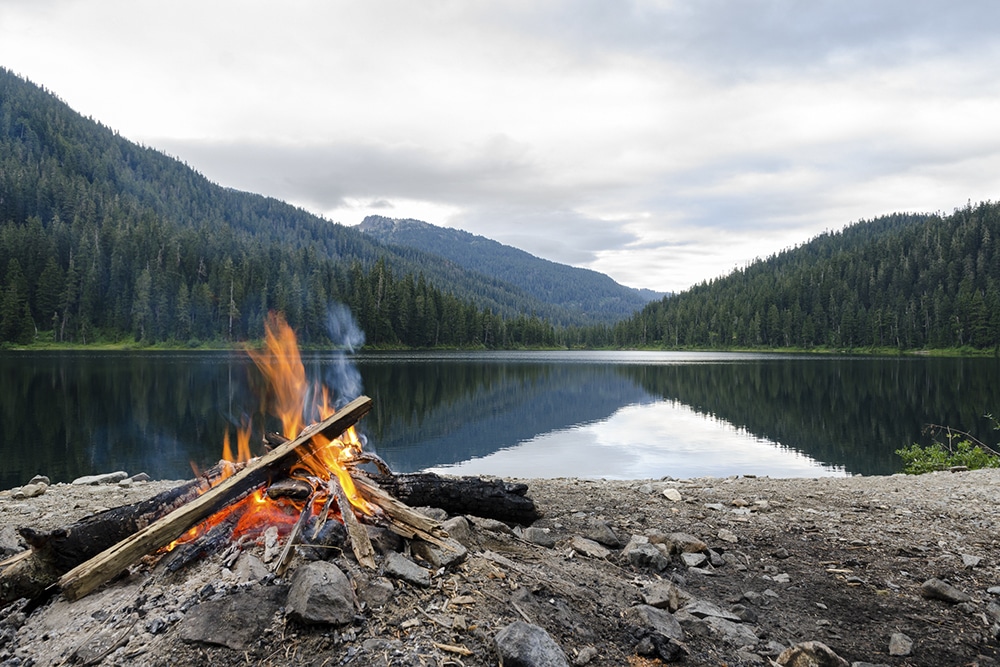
[1,469,999,666]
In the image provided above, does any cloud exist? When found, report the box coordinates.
[5,1,1000,292]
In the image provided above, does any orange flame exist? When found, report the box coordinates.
[166,312,370,554]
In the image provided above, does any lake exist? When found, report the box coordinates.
[1,350,997,488]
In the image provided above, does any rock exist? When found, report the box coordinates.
[365,525,404,554]
[920,578,972,604]
[704,616,759,646]
[573,645,599,665]
[129,472,151,482]
[521,526,556,548]
[232,553,270,583]
[584,522,620,547]
[776,641,850,667]
[717,528,738,543]
[442,516,476,547]
[704,502,726,511]
[665,532,707,554]
[410,538,467,569]
[468,515,514,534]
[262,525,281,563]
[622,604,684,642]
[357,577,395,609]
[568,536,611,559]
[634,633,688,662]
[662,488,682,502]
[117,478,132,488]
[888,632,912,656]
[707,549,726,567]
[988,586,1000,596]
[178,588,284,649]
[680,552,707,568]
[730,603,758,623]
[681,599,742,622]
[416,506,449,522]
[494,620,569,667]
[641,581,692,612]
[637,483,654,494]
[626,541,671,571]
[383,551,432,587]
[961,554,982,569]
[71,471,129,485]
[27,475,50,486]
[0,526,23,556]
[286,561,356,626]
[13,483,45,499]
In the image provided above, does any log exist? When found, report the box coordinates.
[368,472,540,524]
[57,395,372,600]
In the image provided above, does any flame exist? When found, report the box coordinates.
[166,311,370,554]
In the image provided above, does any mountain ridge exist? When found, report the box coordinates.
[358,215,664,324]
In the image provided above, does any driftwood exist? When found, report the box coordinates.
[0,395,538,609]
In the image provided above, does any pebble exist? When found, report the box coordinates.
[888,632,912,656]
[775,640,850,666]
[662,488,682,502]
[961,554,982,569]
[71,471,129,485]
[717,528,738,543]
[383,551,432,588]
[285,561,356,626]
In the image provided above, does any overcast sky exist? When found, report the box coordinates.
[3,1,1000,292]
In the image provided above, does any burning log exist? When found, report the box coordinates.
[57,396,373,601]
[369,472,540,524]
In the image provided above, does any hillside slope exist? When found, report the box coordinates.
[0,68,590,345]
[359,216,663,324]
[610,205,1000,350]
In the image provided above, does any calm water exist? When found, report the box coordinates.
[1,350,998,488]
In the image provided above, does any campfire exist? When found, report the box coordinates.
[0,313,538,610]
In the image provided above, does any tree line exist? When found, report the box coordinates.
[596,203,1000,351]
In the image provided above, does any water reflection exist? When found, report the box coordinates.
[0,350,997,487]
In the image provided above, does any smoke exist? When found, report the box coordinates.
[324,303,365,408]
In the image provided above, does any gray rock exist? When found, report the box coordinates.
[850,663,890,667]
[988,585,1000,596]
[27,475,50,486]
[15,483,46,498]
[262,525,281,563]
[410,538,467,569]
[573,645,599,666]
[0,526,23,556]
[637,483,654,494]
[416,506,449,522]
[365,524,404,554]
[286,561,356,626]
[921,577,972,604]
[357,576,395,609]
[985,601,1000,623]
[730,603,758,623]
[129,472,151,482]
[641,581,692,612]
[665,532,707,554]
[662,488,682,502]
[682,599,742,622]
[178,588,284,649]
[961,554,982,569]
[232,553,270,583]
[494,620,569,667]
[704,616,758,646]
[776,641,849,667]
[888,632,912,656]
[521,526,556,548]
[568,535,611,559]
[585,522,621,548]
[681,552,708,568]
[71,471,129,485]
[717,528,738,543]
[469,515,514,534]
[622,604,684,642]
[708,549,727,567]
[626,542,671,571]
[383,551,432,587]
[442,516,476,547]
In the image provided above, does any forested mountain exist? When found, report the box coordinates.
[358,216,663,324]
[0,67,570,347]
[603,204,1000,350]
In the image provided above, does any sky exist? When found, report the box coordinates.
[3,1,1000,293]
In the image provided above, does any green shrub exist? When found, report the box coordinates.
[896,439,1000,474]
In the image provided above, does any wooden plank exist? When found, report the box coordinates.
[58,395,372,601]
[330,477,377,569]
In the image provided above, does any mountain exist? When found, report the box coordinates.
[608,204,1000,350]
[358,216,664,324]
[0,67,633,347]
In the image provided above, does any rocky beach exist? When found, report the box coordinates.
[0,468,998,666]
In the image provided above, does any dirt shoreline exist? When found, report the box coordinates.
[1,470,999,666]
